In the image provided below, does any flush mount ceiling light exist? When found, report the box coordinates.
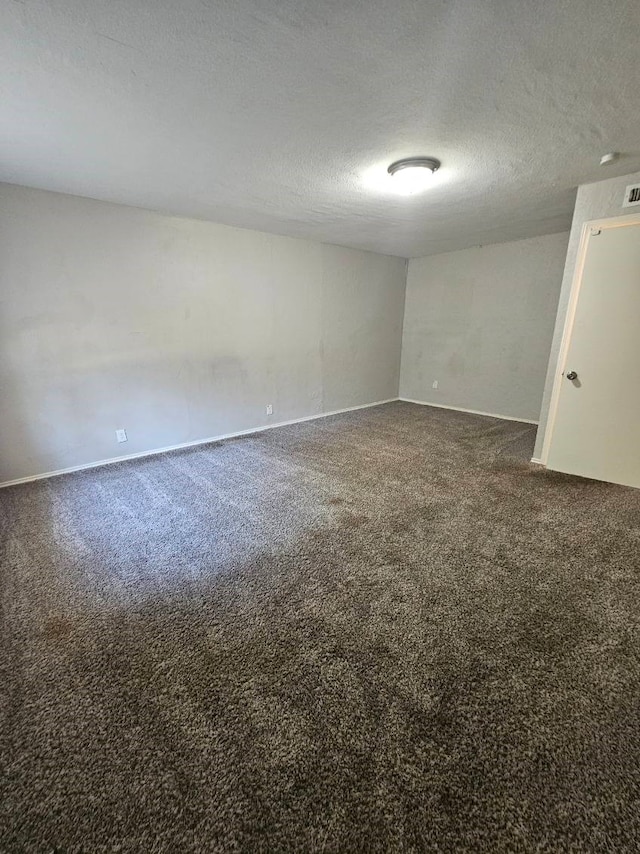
[387,157,441,195]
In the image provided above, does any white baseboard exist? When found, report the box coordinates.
[0,398,398,489]
[399,398,539,425]
[530,457,544,465]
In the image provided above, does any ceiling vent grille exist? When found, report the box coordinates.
[623,183,640,207]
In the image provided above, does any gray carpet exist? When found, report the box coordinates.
[2,401,640,852]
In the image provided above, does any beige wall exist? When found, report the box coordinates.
[400,233,569,422]
[0,184,407,483]
[534,170,640,459]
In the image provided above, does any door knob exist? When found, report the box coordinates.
[566,371,578,381]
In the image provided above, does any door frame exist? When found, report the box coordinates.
[540,211,640,466]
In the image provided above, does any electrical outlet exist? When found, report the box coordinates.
[266,404,273,416]
[115,428,128,443]
[432,380,439,389]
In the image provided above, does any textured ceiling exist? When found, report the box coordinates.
[2,0,640,258]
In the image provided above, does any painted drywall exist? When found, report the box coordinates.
[534,169,640,460]
[0,184,406,483]
[399,232,569,422]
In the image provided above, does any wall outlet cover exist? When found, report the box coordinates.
[266,404,273,416]
[432,380,439,389]
[116,428,128,443]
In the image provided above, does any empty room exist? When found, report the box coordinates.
[2,1,640,851]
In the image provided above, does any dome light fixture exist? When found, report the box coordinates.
[387,157,441,195]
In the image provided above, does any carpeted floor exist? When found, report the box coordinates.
[2,401,640,853]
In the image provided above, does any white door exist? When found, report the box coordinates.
[545,219,640,489]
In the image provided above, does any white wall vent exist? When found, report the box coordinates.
[623,183,640,207]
